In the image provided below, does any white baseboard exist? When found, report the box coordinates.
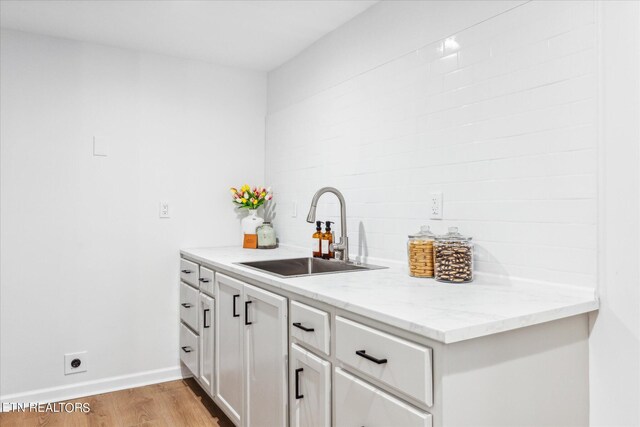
[0,365,186,409]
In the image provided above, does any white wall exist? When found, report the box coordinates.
[267,1,640,424]
[589,2,640,426]
[267,1,598,288]
[0,29,266,401]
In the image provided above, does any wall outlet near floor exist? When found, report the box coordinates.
[159,201,170,218]
[64,351,88,375]
[430,192,443,219]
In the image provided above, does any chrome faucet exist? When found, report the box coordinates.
[306,187,349,262]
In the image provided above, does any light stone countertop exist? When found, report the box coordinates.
[180,246,599,344]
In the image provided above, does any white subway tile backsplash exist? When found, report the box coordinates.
[266,1,598,287]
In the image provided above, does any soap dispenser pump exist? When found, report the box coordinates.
[322,221,334,259]
[312,221,324,258]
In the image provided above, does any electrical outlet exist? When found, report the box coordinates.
[64,352,88,375]
[159,201,170,218]
[430,192,443,219]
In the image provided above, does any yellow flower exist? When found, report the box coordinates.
[241,198,247,203]
[253,199,258,205]
[230,188,237,194]
[261,192,266,198]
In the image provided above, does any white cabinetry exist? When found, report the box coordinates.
[199,266,215,296]
[335,368,432,427]
[180,281,199,331]
[179,260,215,399]
[180,258,199,287]
[215,273,244,425]
[290,344,330,427]
[215,273,288,427]
[290,301,330,356]
[244,283,288,427]
[335,316,433,406]
[180,252,591,427]
[199,292,215,396]
[179,323,199,377]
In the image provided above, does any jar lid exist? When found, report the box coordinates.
[436,226,472,241]
[408,225,435,239]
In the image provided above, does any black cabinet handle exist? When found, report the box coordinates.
[181,303,192,308]
[355,350,387,364]
[199,278,210,283]
[181,269,192,274]
[245,301,252,325]
[181,346,192,353]
[295,368,304,399]
[203,308,210,328]
[292,322,315,332]
[232,294,240,317]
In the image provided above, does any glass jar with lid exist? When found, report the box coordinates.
[407,226,436,278]
[434,227,474,283]
[257,222,277,249]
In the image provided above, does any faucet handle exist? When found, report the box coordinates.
[331,241,346,252]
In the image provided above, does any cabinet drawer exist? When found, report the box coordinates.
[180,323,199,377]
[180,259,199,287]
[291,301,330,356]
[335,316,433,406]
[335,368,432,427]
[180,282,199,331]
[199,266,214,296]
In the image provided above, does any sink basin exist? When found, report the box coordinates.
[236,257,386,278]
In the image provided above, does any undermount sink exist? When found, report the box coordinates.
[236,257,387,278]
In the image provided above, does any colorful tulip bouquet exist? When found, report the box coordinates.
[230,184,273,209]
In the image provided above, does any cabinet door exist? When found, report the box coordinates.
[244,283,288,427]
[199,292,214,397]
[335,368,432,427]
[215,274,244,426]
[290,344,330,427]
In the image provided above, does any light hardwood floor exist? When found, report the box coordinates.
[0,378,234,427]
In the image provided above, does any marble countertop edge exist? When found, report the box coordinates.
[180,246,599,344]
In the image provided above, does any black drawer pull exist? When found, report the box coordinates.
[203,308,210,328]
[245,301,252,325]
[181,346,192,353]
[181,303,192,308]
[356,350,387,364]
[295,368,304,399]
[232,294,240,317]
[199,278,210,283]
[292,322,315,332]
[181,269,192,274]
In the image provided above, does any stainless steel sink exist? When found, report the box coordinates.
[236,257,386,278]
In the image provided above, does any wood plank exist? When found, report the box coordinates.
[0,380,232,427]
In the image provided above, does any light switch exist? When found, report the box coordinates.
[93,136,108,157]
[159,201,170,218]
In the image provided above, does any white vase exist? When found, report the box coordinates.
[241,209,264,234]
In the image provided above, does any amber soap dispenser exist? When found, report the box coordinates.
[322,221,334,259]
[312,221,323,258]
